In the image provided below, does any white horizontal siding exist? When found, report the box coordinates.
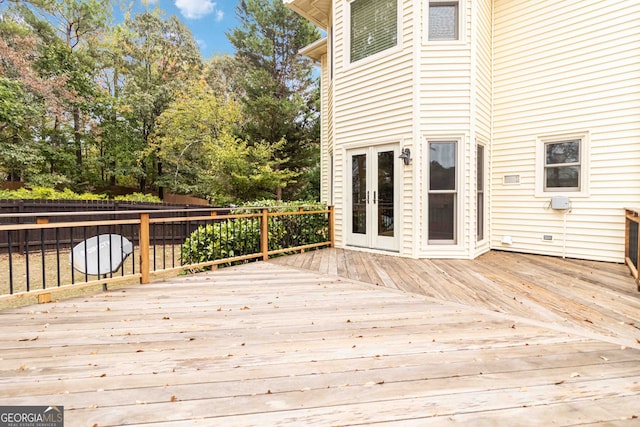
[417,0,474,259]
[331,0,416,255]
[319,55,330,204]
[492,0,640,262]
[471,0,492,257]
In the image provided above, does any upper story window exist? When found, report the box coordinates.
[350,0,398,63]
[428,1,459,41]
[544,140,581,191]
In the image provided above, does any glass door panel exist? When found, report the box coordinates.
[352,154,367,234]
[347,145,399,251]
[377,150,394,237]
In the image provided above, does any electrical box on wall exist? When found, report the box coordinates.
[551,196,571,210]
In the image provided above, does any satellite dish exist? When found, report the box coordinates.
[70,234,133,275]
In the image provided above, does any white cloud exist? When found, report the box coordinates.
[196,38,207,50]
[174,0,220,20]
[215,10,224,22]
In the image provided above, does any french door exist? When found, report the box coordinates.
[347,145,399,251]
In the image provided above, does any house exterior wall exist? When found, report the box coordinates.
[292,0,640,263]
[319,52,331,204]
[418,0,472,258]
[331,0,416,256]
[417,0,493,259]
[492,0,640,262]
[471,0,492,257]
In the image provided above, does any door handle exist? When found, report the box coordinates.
[366,191,369,204]
[373,191,377,204]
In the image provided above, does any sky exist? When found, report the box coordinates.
[132,0,241,58]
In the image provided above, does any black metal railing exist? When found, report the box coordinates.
[625,208,640,291]
[0,206,333,305]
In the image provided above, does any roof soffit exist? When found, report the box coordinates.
[299,37,328,62]
[284,0,331,29]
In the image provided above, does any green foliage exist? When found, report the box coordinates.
[152,80,295,204]
[0,1,321,201]
[0,187,106,200]
[113,192,162,203]
[180,220,261,269]
[120,10,202,192]
[228,0,321,200]
[236,199,325,212]
[0,187,160,202]
[181,200,329,270]
[0,78,38,132]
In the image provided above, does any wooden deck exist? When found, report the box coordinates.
[272,248,640,349]
[0,252,638,425]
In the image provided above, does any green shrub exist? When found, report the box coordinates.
[0,187,106,200]
[114,193,162,203]
[0,187,161,202]
[181,201,329,270]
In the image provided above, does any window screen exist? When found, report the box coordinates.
[351,0,398,63]
[429,1,459,41]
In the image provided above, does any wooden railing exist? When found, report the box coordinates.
[625,208,640,291]
[0,206,334,306]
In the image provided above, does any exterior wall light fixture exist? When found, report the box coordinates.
[399,148,411,165]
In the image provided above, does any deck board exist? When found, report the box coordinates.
[1,255,639,426]
[272,249,640,348]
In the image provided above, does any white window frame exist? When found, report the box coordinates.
[426,138,460,245]
[425,0,464,44]
[536,131,590,198]
[346,0,402,67]
[476,143,486,243]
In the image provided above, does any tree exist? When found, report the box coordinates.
[0,0,110,186]
[228,0,321,200]
[0,0,73,117]
[0,1,82,184]
[152,79,294,204]
[202,54,247,103]
[30,0,110,170]
[119,9,202,195]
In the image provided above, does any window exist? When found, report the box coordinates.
[350,0,398,63]
[544,139,581,191]
[428,141,457,242]
[476,144,484,242]
[428,1,459,41]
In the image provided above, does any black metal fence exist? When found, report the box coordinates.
[0,200,224,255]
[0,206,333,304]
[625,208,640,291]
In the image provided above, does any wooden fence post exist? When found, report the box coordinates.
[261,208,269,261]
[140,213,150,284]
[328,205,335,248]
[298,207,305,253]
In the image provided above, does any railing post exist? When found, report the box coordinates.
[625,210,630,261]
[261,208,269,261]
[637,217,640,292]
[140,213,150,284]
[298,207,305,253]
[328,205,335,248]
